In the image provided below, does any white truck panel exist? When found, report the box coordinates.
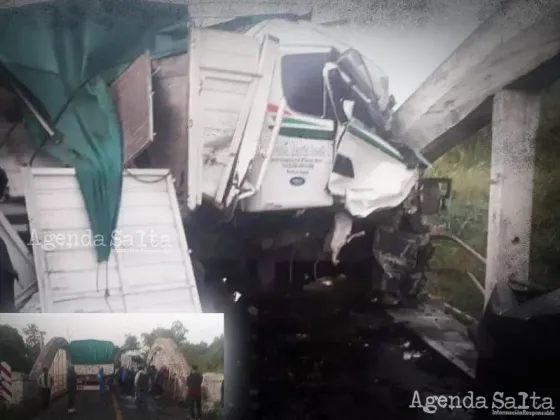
[74,364,114,376]
[25,168,202,313]
[223,35,279,208]
[241,135,335,212]
[188,28,278,209]
[75,364,114,391]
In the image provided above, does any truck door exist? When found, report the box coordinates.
[323,62,419,217]
[187,28,279,210]
[241,46,338,212]
[328,117,419,218]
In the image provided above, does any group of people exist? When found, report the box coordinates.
[116,364,166,399]
[119,363,205,418]
[36,363,216,419]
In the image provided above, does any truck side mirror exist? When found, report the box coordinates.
[417,178,452,214]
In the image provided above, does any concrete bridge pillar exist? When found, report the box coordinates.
[484,89,542,310]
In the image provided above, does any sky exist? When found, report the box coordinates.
[188,0,499,105]
[2,1,500,105]
[0,313,224,346]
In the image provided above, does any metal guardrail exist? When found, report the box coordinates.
[430,234,487,265]
[430,233,486,296]
[430,232,548,294]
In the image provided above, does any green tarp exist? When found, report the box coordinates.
[69,339,115,365]
[0,0,189,262]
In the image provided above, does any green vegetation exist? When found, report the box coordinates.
[0,324,44,374]
[426,80,560,317]
[0,324,45,420]
[123,321,225,373]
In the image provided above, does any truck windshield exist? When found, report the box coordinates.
[336,49,375,103]
[323,48,393,138]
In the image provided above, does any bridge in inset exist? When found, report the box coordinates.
[0,337,223,420]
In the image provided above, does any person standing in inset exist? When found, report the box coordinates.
[186,365,203,420]
[135,366,152,410]
[67,366,77,413]
[97,367,108,406]
[128,367,136,396]
[120,366,129,395]
[38,367,54,409]
[220,380,224,408]
[152,367,165,398]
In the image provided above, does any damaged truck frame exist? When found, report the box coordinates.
[154,20,452,309]
[0,16,452,312]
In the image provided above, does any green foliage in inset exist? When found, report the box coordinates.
[0,325,33,373]
[135,321,224,373]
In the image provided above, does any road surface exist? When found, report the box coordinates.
[34,390,208,420]
[249,293,475,419]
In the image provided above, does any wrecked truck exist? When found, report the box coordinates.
[161,19,452,307]
[0,2,450,312]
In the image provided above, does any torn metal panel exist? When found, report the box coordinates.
[147,53,190,216]
[328,121,420,218]
[111,53,154,165]
[372,226,431,299]
[485,281,560,319]
[327,211,353,265]
[474,282,560,409]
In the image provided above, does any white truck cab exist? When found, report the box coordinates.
[187,19,420,219]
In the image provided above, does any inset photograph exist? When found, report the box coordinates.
[0,312,224,420]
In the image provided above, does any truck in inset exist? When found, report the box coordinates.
[69,339,116,391]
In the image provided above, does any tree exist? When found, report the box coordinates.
[22,324,46,362]
[0,325,33,373]
[170,321,188,344]
[141,320,189,348]
[182,335,224,373]
[123,334,140,351]
[139,322,223,372]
